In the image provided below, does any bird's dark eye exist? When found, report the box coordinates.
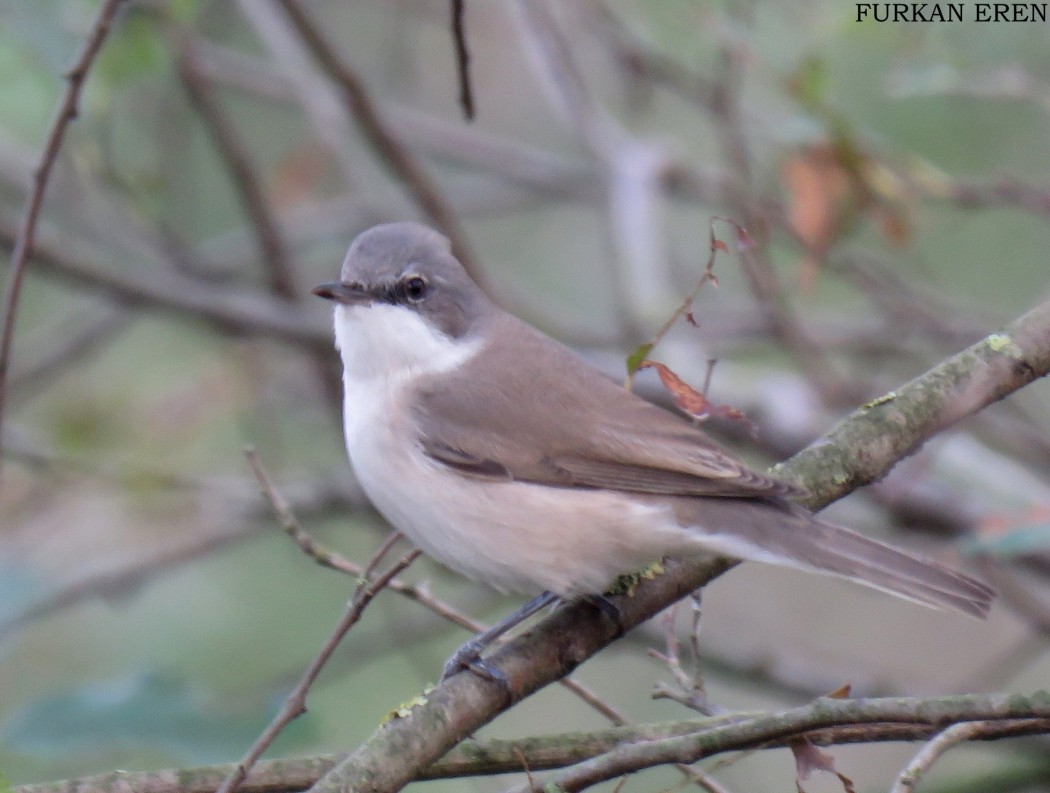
[402,275,428,303]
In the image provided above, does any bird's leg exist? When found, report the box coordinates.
[441,591,560,684]
[583,593,625,635]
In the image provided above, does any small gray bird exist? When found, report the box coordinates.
[313,222,992,676]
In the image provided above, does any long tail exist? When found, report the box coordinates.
[675,498,994,617]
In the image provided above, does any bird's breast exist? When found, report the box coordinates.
[340,372,699,597]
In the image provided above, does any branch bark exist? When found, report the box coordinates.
[773,296,1050,506]
[14,704,1050,793]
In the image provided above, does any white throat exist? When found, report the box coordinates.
[333,303,482,384]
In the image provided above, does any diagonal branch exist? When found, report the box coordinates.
[176,35,342,409]
[215,537,420,793]
[773,296,1050,506]
[177,39,298,300]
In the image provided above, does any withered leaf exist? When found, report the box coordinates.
[638,360,759,438]
[789,736,856,793]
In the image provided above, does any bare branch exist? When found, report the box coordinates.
[889,720,1021,793]
[177,39,297,300]
[216,541,420,793]
[15,706,1050,793]
[514,695,1050,793]
[0,0,126,471]
[774,296,1050,506]
[244,447,361,575]
[0,217,329,347]
[176,36,343,409]
[450,0,474,120]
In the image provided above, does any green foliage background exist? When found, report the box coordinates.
[1,1,1049,790]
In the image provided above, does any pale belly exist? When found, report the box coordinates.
[342,378,701,597]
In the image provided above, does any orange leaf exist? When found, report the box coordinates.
[639,361,708,415]
[638,360,758,438]
[825,683,852,699]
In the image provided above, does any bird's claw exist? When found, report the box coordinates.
[441,639,511,691]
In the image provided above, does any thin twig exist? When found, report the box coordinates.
[244,446,360,575]
[451,0,474,120]
[889,720,1008,793]
[215,542,421,793]
[0,0,126,471]
[703,7,850,404]
[624,217,725,387]
[177,39,297,299]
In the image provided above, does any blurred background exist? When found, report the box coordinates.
[2,0,1050,790]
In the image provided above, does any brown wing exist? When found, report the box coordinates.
[413,314,799,499]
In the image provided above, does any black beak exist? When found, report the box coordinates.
[311,281,372,306]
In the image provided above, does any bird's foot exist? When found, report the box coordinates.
[438,591,560,690]
[440,636,511,692]
[585,593,625,635]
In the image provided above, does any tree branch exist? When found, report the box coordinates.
[0,0,126,471]
[514,694,1050,793]
[0,218,329,348]
[773,296,1050,506]
[13,705,1050,793]
[216,537,420,793]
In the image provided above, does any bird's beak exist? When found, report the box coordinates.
[312,281,372,306]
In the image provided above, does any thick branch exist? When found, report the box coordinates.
[310,556,737,793]
[773,296,1050,505]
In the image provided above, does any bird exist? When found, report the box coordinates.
[312,221,993,678]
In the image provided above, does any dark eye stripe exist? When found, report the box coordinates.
[372,277,428,306]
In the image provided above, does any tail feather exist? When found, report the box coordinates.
[675,498,994,618]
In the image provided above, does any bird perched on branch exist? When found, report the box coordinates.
[314,222,993,679]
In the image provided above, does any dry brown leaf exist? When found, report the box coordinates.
[789,735,856,793]
[638,360,758,438]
